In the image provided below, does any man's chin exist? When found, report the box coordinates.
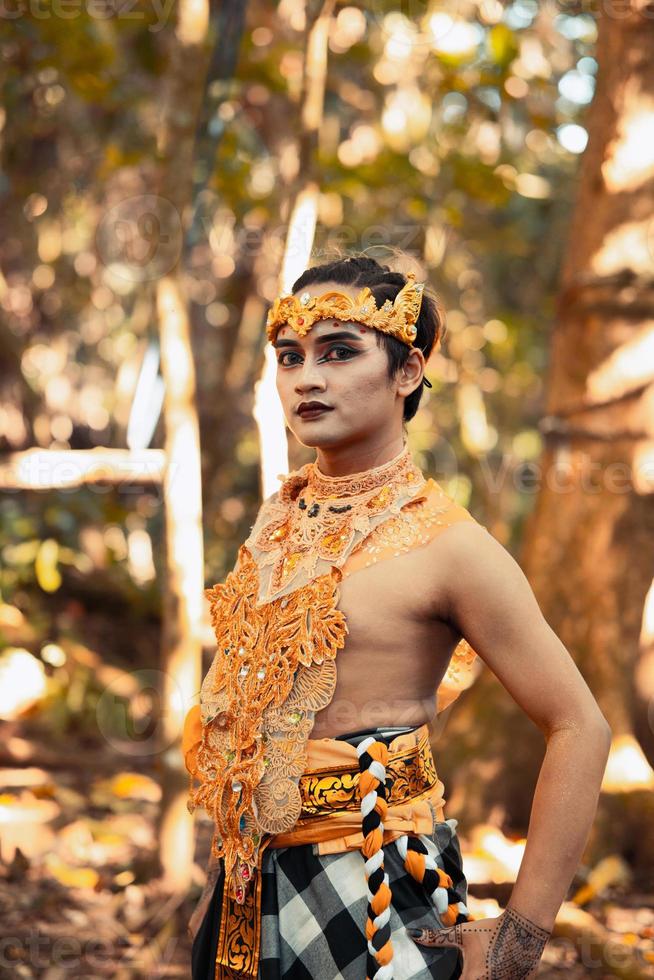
[290,424,348,450]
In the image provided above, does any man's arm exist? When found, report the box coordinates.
[437,521,611,932]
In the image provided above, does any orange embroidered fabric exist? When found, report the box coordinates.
[186,545,348,901]
[184,445,484,913]
[268,724,445,855]
[246,443,428,604]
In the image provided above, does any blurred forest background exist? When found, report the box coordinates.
[1,0,654,976]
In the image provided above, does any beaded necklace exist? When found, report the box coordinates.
[247,442,427,604]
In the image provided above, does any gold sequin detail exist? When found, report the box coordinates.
[266,272,425,348]
[187,546,348,899]
[247,444,427,604]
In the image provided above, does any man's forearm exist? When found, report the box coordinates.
[506,720,611,932]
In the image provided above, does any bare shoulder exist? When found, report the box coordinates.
[410,480,504,573]
[423,513,611,736]
[422,517,530,619]
[423,515,507,570]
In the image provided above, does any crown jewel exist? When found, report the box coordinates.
[266,271,426,348]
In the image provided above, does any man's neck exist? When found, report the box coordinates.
[314,436,407,477]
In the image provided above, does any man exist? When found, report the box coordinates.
[183,255,611,979]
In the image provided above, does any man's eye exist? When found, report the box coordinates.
[277,351,301,366]
[277,346,356,366]
[325,345,356,360]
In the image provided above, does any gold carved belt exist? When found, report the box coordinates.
[212,723,446,979]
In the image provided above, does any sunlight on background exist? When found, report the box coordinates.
[602,104,654,192]
[0,648,47,719]
[462,825,527,885]
[254,182,319,500]
[602,735,654,792]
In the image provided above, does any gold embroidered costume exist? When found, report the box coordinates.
[183,445,482,978]
[184,269,480,979]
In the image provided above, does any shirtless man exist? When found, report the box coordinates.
[184,255,611,980]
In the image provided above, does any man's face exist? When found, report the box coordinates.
[273,280,401,449]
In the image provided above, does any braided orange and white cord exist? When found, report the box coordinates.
[395,824,470,926]
[357,738,470,979]
[357,736,394,980]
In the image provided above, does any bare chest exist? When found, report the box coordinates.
[310,544,462,739]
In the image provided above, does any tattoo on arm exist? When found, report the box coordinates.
[486,906,551,978]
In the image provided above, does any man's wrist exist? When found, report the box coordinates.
[503,903,554,938]
[486,906,551,978]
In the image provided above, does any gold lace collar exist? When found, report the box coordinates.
[246,443,427,604]
[305,443,419,499]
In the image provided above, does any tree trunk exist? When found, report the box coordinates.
[525,0,654,717]
[153,0,212,891]
[517,1,654,872]
[254,0,337,494]
[441,2,654,885]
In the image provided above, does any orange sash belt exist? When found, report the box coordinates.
[212,724,445,979]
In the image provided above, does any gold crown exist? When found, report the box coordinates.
[266,271,425,348]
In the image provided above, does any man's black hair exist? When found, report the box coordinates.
[291,255,445,422]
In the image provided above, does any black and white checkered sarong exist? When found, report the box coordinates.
[192,728,468,979]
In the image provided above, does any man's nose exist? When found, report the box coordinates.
[294,357,327,392]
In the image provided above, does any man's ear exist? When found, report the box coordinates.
[397,348,425,398]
